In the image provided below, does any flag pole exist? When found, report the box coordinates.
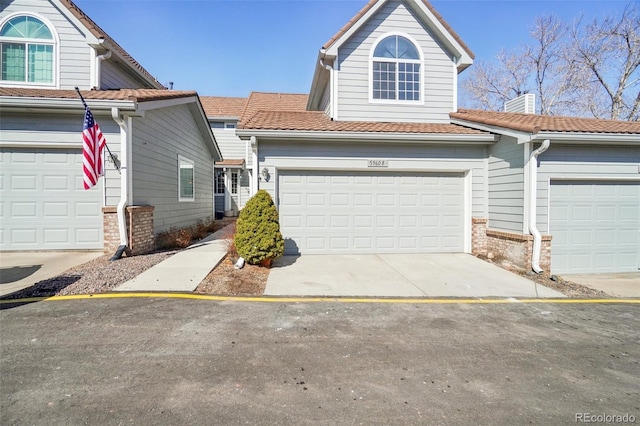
[75,87,120,172]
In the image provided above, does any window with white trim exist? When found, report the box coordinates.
[215,170,225,194]
[178,156,195,202]
[0,15,55,84]
[371,35,421,101]
[231,171,238,194]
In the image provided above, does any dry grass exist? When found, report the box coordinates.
[195,255,269,296]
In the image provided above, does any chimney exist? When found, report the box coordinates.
[504,93,535,114]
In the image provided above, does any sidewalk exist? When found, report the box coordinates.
[115,225,231,292]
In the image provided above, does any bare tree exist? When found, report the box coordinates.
[460,3,639,120]
[570,4,640,120]
[461,50,531,112]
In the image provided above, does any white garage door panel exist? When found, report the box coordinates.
[0,148,103,250]
[550,181,640,274]
[279,171,464,254]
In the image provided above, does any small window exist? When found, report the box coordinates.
[231,171,238,194]
[178,156,194,201]
[371,34,421,102]
[215,170,225,194]
[224,122,236,129]
[210,122,225,129]
[1,15,55,84]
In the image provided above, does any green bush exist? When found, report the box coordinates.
[234,190,284,265]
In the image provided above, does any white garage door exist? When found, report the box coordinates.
[278,171,465,254]
[550,180,640,274]
[0,148,103,250]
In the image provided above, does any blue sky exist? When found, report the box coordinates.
[73,0,632,98]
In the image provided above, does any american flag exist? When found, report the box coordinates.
[82,106,107,190]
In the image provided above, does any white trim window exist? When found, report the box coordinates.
[370,34,422,102]
[231,171,238,194]
[178,156,195,202]
[215,169,225,194]
[0,15,56,85]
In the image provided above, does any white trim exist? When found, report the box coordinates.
[464,169,472,253]
[236,129,497,143]
[0,96,135,111]
[368,32,424,105]
[0,12,60,88]
[178,155,195,202]
[535,132,640,144]
[450,118,532,142]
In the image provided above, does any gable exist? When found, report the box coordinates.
[308,0,471,123]
[0,0,163,90]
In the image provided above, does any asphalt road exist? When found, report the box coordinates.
[1,297,639,425]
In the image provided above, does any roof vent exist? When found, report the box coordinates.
[504,93,535,114]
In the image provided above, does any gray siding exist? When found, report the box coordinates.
[0,110,121,208]
[211,127,251,210]
[100,58,151,89]
[537,144,640,233]
[258,139,487,218]
[1,0,92,89]
[320,81,331,117]
[131,104,214,234]
[487,136,525,233]
[336,0,455,123]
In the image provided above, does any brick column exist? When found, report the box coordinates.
[471,218,488,256]
[102,205,155,256]
[102,207,120,255]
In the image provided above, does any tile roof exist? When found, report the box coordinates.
[451,109,640,134]
[0,88,197,103]
[239,92,309,126]
[323,0,474,60]
[60,0,164,89]
[215,159,246,167]
[240,110,487,134]
[200,96,247,118]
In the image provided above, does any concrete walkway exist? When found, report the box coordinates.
[115,227,229,292]
[266,253,565,298]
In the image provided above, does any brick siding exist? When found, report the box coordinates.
[102,205,155,256]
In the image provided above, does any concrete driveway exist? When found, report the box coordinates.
[0,251,103,297]
[266,253,565,298]
[561,272,640,298]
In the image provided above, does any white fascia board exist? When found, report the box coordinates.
[307,50,332,111]
[409,1,473,71]
[450,118,532,143]
[324,2,387,56]
[207,115,239,122]
[534,132,640,145]
[50,0,100,45]
[235,129,497,144]
[136,95,198,113]
[0,96,135,112]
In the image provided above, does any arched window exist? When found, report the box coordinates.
[371,34,421,101]
[1,15,55,84]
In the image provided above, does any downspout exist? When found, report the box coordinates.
[529,139,550,273]
[319,57,334,119]
[95,49,112,90]
[110,108,130,260]
[251,136,258,194]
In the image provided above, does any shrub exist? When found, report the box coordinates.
[234,190,284,265]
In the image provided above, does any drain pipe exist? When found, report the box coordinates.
[110,108,130,260]
[95,49,112,90]
[319,57,334,119]
[529,139,550,273]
